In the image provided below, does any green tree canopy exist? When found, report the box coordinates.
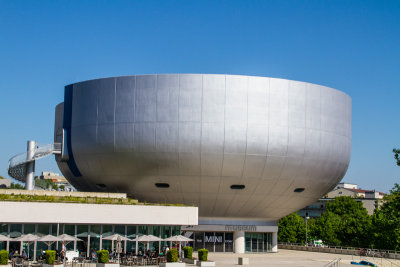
[10,183,24,189]
[372,183,400,250]
[278,213,306,243]
[316,197,371,247]
[394,148,400,166]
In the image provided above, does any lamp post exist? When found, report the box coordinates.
[305,216,310,246]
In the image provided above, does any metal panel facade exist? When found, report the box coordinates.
[55,74,352,222]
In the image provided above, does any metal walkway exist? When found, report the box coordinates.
[8,141,61,183]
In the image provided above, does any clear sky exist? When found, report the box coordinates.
[0,0,399,192]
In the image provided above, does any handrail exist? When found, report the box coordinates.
[360,255,400,267]
[278,242,400,255]
[323,258,340,267]
[7,143,62,182]
[279,242,400,260]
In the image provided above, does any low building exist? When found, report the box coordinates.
[0,189,198,259]
[0,178,11,188]
[298,183,386,217]
[35,172,76,191]
[335,182,359,190]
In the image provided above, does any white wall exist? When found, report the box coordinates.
[0,201,198,225]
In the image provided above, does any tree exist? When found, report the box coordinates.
[9,183,24,189]
[372,183,400,250]
[394,148,400,166]
[314,211,342,245]
[278,213,306,243]
[316,197,371,247]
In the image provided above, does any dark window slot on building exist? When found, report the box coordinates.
[294,188,305,193]
[155,183,170,188]
[231,185,245,190]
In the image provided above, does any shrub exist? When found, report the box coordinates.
[198,249,208,261]
[97,250,109,263]
[0,250,8,265]
[167,249,178,262]
[183,246,193,259]
[45,250,56,264]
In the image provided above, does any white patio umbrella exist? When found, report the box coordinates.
[163,235,194,242]
[0,234,13,241]
[13,234,39,259]
[57,234,82,265]
[102,233,131,241]
[132,235,162,253]
[9,231,22,238]
[37,235,62,249]
[76,231,100,238]
[163,235,194,259]
[103,234,130,263]
[58,233,82,248]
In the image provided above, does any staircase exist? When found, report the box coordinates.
[8,141,61,184]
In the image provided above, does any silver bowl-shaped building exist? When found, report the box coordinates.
[54,74,351,223]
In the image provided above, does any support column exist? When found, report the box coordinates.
[25,140,36,190]
[233,231,245,254]
[272,232,278,252]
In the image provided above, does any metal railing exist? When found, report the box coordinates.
[323,258,340,267]
[7,143,62,182]
[279,242,400,260]
[359,255,400,267]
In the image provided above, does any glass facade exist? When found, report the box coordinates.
[0,223,182,260]
[186,231,272,253]
[245,232,272,253]
[0,223,274,257]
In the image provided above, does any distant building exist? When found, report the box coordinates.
[335,182,359,190]
[35,171,76,191]
[0,178,11,188]
[298,183,386,216]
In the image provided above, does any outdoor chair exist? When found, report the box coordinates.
[14,258,23,267]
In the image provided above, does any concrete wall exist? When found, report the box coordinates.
[0,201,198,225]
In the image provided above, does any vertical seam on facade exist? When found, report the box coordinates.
[263,78,271,179]
[198,75,204,212]
[114,78,116,152]
[211,75,226,216]
[155,75,158,161]
[200,75,204,183]
[276,80,290,182]
[132,75,137,151]
[241,76,249,180]
[304,83,309,179]
[177,74,181,186]
[96,89,99,144]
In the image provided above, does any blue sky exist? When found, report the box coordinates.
[0,0,399,192]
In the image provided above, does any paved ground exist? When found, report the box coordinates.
[188,249,400,267]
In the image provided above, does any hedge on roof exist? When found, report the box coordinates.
[198,249,208,261]
[167,249,178,262]
[97,250,109,263]
[45,250,56,264]
[183,246,193,259]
